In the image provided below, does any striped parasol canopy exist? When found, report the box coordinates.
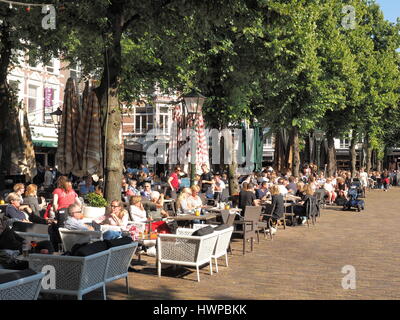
[194,111,209,174]
[56,78,80,175]
[186,106,209,174]
[168,103,183,165]
[73,83,103,177]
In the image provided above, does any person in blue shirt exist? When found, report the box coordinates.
[256,181,270,200]
[79,176,95,196]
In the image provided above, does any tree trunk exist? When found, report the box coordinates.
[350,134,357,178]
[273,129,285,172]
[292,127,300,177]
[94,5,124,202]
[0,22,13,190]
[377,158,382,172]
[364,133,372,172]
[326,132,336,177]
[228,132,239,207]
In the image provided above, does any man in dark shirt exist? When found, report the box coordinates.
[200,164,214,195]
[238,183,259,213]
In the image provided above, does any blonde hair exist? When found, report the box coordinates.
[25,184,38,197]
[13,183,25,193]
[304,184,314,195]
[191,185,200,193]
[6,192,21,203]
[129,196,142,205]
[270,185,280,196]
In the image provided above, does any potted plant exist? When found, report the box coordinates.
[83,192,108,219]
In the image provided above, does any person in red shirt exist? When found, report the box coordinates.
[52,178,81,227]
[168,166,181,199]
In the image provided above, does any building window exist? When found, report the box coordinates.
[69,62,81,79]
[46,59,54,73]
[265,137,273,148]
[28,85,38,117]
[340,138,350,149]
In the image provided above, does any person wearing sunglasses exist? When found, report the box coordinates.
[64,203,94,231]
[140,183,153,201]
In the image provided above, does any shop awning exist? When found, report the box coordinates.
[33,140,58,148]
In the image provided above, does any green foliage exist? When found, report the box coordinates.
[85,192,108,208]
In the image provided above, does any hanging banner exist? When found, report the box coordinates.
[44,88,54,123]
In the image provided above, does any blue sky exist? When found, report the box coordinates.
[375,0,399,23]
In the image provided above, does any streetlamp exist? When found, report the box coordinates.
[50,107,62,132]
[314,129,324,173]
[182,90,206,186]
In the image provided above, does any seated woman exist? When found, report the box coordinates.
[336,177,348,199]
[186,185,203,210]
[263,185,285,228]
[5,192,50,228]
[323,178,336,205]
[23,184,47,218]
[176,188,192,214]
[129,196,147,223]
[293,184,317,224]
[96,200,129,240]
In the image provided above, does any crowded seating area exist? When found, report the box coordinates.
[0,162,395,299]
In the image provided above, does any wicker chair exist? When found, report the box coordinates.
[29,250,109,300]
[190,225,234,273]
[58,228,102,252]
[104,243,138,297]
[156,231,219,282]
[0,269,44,300]
[14,223,50,243]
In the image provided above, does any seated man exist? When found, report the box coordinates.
[64,203,94,231]
[140,183,153,201]
[256,181,270,200]
[142,191,168,219]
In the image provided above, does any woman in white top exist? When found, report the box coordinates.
[186,185,203,210]
[129,195,147,223]
[96,200,129,230]
[176,188,191,213]
[323,178,336,204]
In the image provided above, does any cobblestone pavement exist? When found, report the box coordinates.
[97,187,400,300]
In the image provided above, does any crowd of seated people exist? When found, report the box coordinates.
[1,159,397,272]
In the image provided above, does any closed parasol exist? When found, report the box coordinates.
[73,83,103,177]
[55,78,80,175]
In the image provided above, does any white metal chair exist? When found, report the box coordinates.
[104,242,138,297]
[58,228,102,252]
[0,269,44,300]
[157,231,219,282]
[29,250,109,300]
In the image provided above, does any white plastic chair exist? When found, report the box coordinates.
[0,269,45,300]
[157,231,219,282]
